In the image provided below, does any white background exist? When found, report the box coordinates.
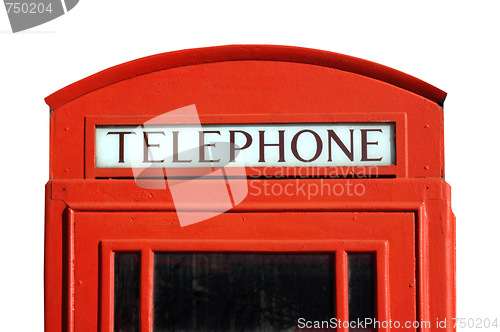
[1,1,499,330]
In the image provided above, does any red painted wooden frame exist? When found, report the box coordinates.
[46,178,454,332]
[100,239,390,332]
[84,112,407,179]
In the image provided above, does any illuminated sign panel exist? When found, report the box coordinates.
[96,123,395,168]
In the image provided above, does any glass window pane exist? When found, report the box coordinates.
[153,253,335,331]
[348,252,376,331]
[114,252,141,332]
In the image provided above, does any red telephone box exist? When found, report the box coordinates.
[45,45,455,331]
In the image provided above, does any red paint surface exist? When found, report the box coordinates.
[45,45,454,331]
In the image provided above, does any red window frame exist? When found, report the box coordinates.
[69,209,415,332]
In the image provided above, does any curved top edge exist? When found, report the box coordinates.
[45,44,447,109]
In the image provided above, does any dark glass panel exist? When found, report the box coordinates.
[114,252,141,332]
[153,253,335,332]
[348,253,376,332]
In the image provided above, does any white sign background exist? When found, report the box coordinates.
[95,123,396,168]
[1,1,499,330]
